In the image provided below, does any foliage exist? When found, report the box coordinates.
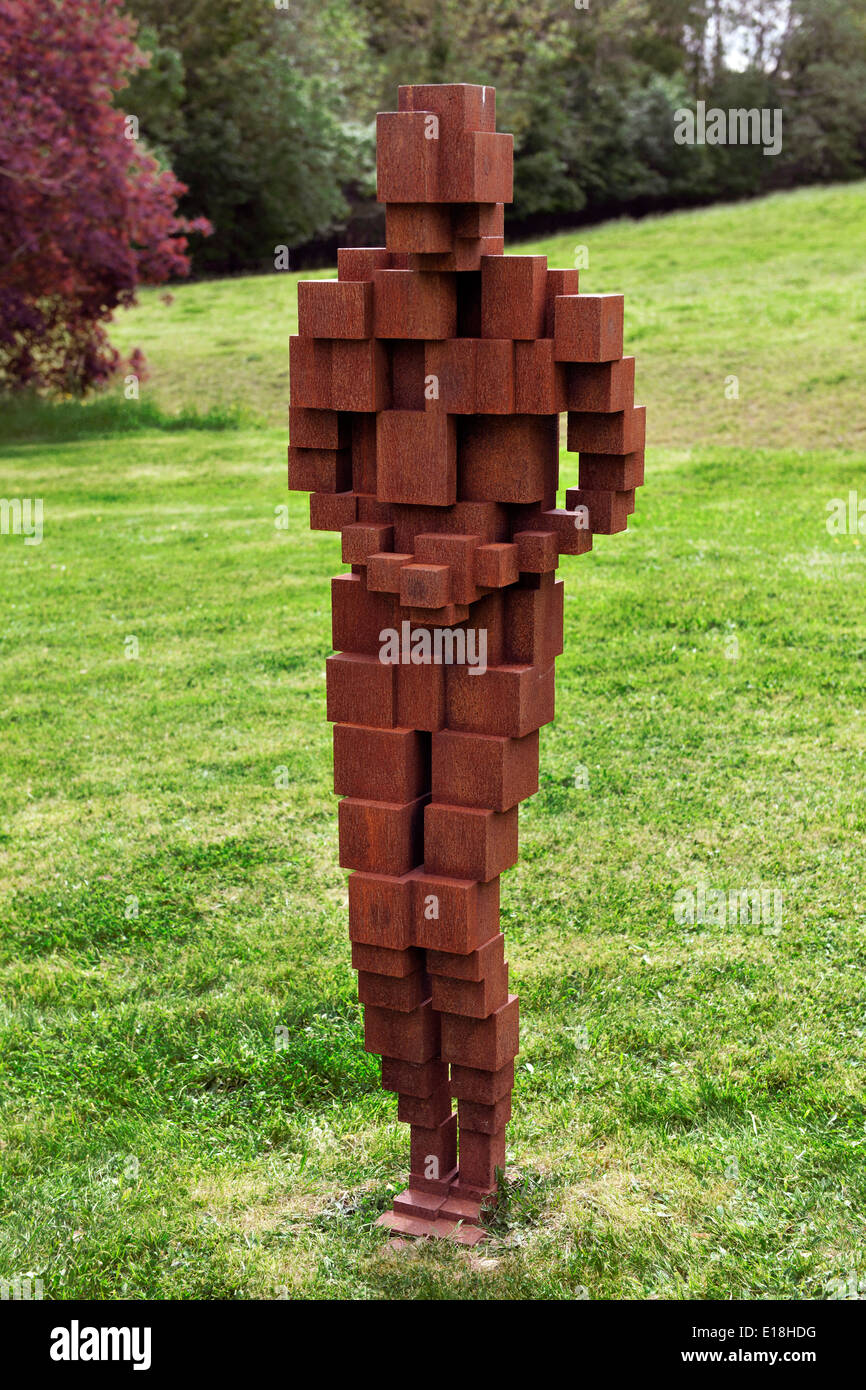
[0,0,209,393]
[124,0,376,272]
[122,0,866,270]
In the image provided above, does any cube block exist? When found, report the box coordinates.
[367,552,414,593]
[331,571,397,655]
[410,872,501,954]
[425,339,514,415]
[445,662,555,738]
[440,994,519,1070]
[450,1060,515,1104]
[398,82,497,135]
[364,998,439,1063]
[373,269,456,339]
[297,279,373,339]
[514,339,567,413]
[330,339,390,411]
[397,1081,454,1128]
[289,406,350,451]
[481,255,547,339]
[423,803,519,881]
[340,521,394,566]
[458,414,558,504]
[377,112,440,202]
[289,335,332,410]
[386,203,453,254]
[351,941,424,978]
[579,449,645,491]
[564,487,634,535]
[457,1094,512,1134]
[566,405,646,455]
[348,870,414,948]
[431,960,509,1019]
[426,931,505,983]
[400,562,451,609]
[456,1128,507,1188]
[357,968,430,1012]
[396,656,446,732]
[333,724,430,802]
[503,580,564,667]
[554,293,624,362]
[325,652,396,728]
[431,729,539,811]
[414,531,481,605]
[443,131,513,203]
[288,445,351,494]
[410,1113,458,1181]
[309,490,356,532]
[567,356,635,412]
[338,794,427,875]
[381,1056,448,1098]
[474,542,519,588]
[514,529,559,574]
[377,410,457,506]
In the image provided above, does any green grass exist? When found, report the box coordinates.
[1,182,865,1300]
[109,182,866,449]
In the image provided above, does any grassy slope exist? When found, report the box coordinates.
[0,183,864,1300]
[109,182,866,449]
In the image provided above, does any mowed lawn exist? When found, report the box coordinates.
[0,183,864,1300]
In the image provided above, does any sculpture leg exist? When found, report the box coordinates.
[335,631,464,1228]
[348,576,561,1236]
[431,572,562,1213]
[427,723,536,1212]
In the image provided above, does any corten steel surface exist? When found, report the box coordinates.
[288,83,644,1242]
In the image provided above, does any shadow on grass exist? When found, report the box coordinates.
[484,1168,560,1238]
[0,391,256,445]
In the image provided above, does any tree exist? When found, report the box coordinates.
[0,0,209,394]
[776,0,866,184]
[125,0,375,273]
[118,0,866,272]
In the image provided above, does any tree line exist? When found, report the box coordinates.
[125,0,866,273]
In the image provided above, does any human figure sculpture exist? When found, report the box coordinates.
[288,83,644,1241]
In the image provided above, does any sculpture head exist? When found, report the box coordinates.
[377,83,511,264]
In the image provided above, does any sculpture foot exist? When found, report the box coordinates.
[377,1171,497,1243]
[376,1204,487,1245]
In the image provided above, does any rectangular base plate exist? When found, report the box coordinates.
[376,1208,487,1245]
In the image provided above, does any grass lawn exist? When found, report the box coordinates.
[108,181,866,451]
[0,183,864,1300]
